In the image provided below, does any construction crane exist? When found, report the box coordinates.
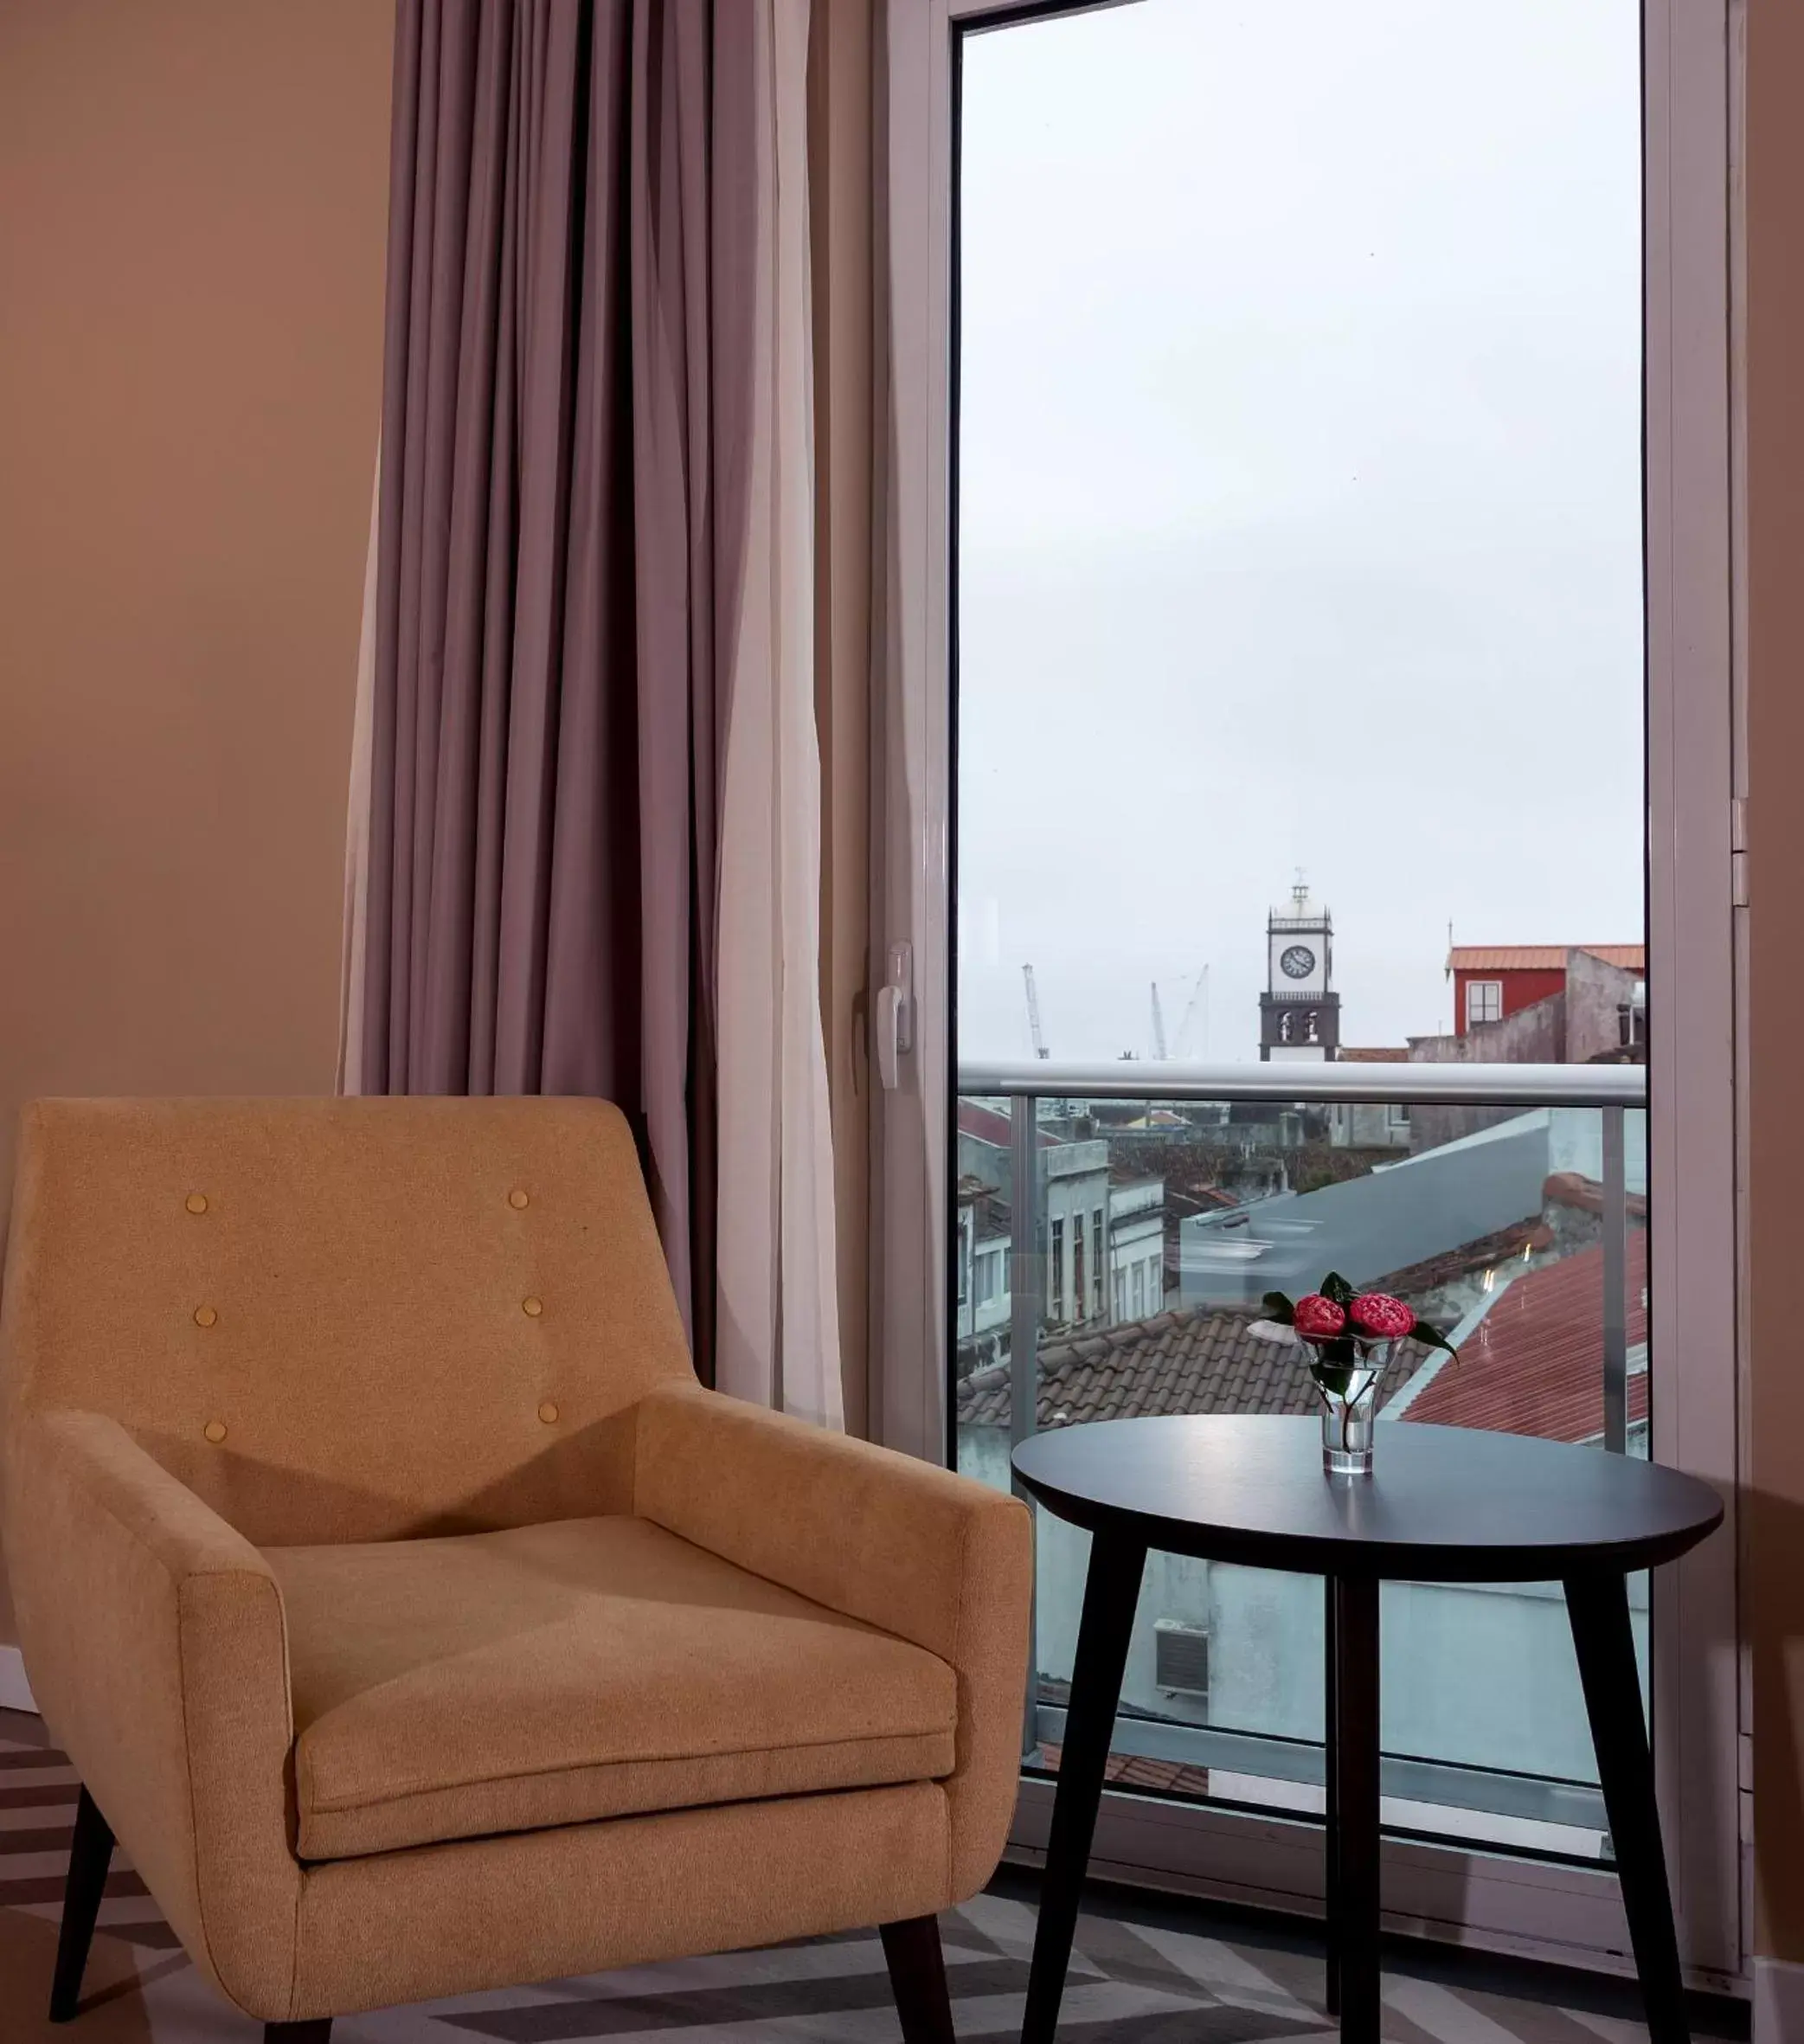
[1150,981,1168,1060]
[1172,964,1210,1061]
[1021,963,1050,1059]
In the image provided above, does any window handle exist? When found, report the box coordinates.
[876,942,914,1090]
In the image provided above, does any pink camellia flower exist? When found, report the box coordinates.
[1350,1292,1415,1340]
[1293,1294,1346,1339]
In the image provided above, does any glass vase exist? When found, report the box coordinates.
[1317,1356,1386,1476]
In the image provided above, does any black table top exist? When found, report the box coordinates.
[1011,1415,1723,1582]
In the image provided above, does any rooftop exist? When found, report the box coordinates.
[959,1099,1054,1150]
[956,1306,1421,1431]
[1398,1231,1649,1444]
[958,1190,1642,1445]
[1447,945,1645,974]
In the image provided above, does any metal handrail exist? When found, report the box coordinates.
[958,1057,1646,1109]
[973,1055,1645,1764]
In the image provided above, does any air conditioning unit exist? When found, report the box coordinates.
[1152,1618,1210,1703]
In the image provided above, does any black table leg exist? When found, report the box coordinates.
[1330,1572,1382,2044]
[1564,1572,1691,2044]
[1022,1528,1146,2044]
[1324,1575,1340,2019]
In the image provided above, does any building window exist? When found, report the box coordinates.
[1073,1220,1087,1324]
[1467,980,1503,1027]
[1049,1218,1063,1321]
[1091,1211,1106,1313]
[974,1250,998,1306]
[1131,1263,1145,1317]
[1114,1268,1126,1321]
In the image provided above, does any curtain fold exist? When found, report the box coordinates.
[341,0,840,1415]
[714,0,842,1424]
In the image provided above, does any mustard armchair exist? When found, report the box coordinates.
[0,1098,1031,2044]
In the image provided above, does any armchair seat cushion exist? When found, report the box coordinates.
[267,1514,960,1862]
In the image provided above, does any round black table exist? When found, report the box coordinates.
[1011,1415,1723,2044]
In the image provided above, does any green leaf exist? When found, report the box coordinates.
[1320,1270,1357,1308]
[1262,1291,1296,1324]
[1313,1360,1354,1398]
[1410,1317,1459,1359]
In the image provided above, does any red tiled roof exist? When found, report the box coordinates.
[1446,945,1645,974]
[958,1100,1059,1149]
[1037,1739,1212,1799]
[1337,1047,1410,1064]
[1369,1216,1552,1300]
[1400,1233,1648,1443]
[1544,1171,1647,1222]
[956,1307,1421,1431]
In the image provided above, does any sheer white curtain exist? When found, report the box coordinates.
[715,0,843,1426]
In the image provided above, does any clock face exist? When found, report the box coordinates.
[1280,944,1317,980]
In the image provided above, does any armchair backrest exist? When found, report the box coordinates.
[0,1096,696,1544]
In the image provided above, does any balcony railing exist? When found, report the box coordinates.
[962,1058,1643,1462]
[959,1057,1645,1106]
[954,1058,1647,1848]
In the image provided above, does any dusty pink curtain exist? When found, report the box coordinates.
[356,0,758,1371]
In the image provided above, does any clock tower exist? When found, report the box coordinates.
[1260,878,1339,1061]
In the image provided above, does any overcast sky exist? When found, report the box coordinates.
[954,0,1644,1066]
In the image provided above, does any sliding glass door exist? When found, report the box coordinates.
[874,0,1738,1988]
[957,0,1646,1860]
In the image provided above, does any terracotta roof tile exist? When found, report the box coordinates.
[1038,1742,1213,1798]
[955,1306,1421,1432]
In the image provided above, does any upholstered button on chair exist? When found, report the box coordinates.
[0,1098,1032,2043]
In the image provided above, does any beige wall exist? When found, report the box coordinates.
[1746,0,1804,1973]
[0,1,395,1644]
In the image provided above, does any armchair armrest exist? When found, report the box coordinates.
[3,1410,302,2021]
[632,1383,1032,1899]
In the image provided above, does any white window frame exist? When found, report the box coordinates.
[974,1247,998,1307]
[871,0,1743,1990]
[1467,979,1505,1027]
[1091,1209,1106,1314]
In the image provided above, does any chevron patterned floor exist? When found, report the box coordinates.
[0,1713,1731,2043]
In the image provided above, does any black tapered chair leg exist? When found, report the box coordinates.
[879,1916,954,2044]
[49,1786,115,2022]
[265,2024,332,2043]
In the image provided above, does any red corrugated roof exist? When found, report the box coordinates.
[1446,945,1645,974]
[1401,1233,1648,1443]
